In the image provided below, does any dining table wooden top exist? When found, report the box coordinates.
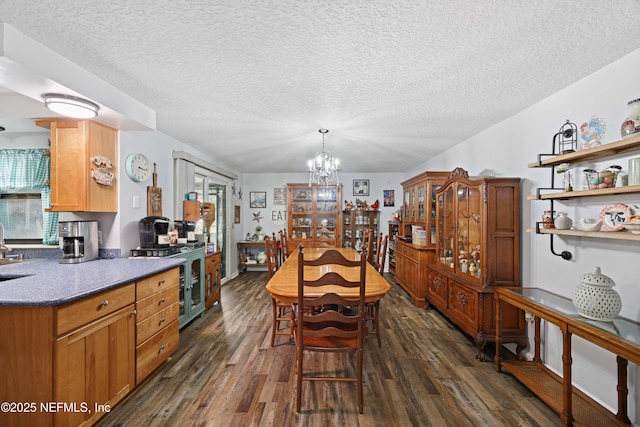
[265,247,392,303]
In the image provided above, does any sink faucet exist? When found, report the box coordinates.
[0,223,11,259]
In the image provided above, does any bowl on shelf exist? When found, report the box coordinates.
[579,218,602,232]
[621,221,640,234]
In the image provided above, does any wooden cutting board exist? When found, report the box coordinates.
[147,162,162,216]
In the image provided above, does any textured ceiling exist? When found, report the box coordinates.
[1,1,640,173]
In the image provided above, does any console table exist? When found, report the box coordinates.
[495,287,639,426]
[237,241,267,273]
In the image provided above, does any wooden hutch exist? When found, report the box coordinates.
[287,183,342,251]
[426,168,525,360]
[394,171,450,307]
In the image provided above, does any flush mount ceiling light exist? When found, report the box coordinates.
[308,128,340,186]
[42,93,100,119]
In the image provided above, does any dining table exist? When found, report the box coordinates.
[265,247,391,303]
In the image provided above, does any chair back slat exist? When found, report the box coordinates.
[279,230,289,262]
[374,234,389,275]
[264,235,279,278]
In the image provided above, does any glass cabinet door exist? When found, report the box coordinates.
[290,186,313,240]
[429,184,441,244]
[314,186,339,247]
[410,188,416,221]
[417,186,425,220]
[403,189,410,220]
[457,183,482,280]
[437,186,455,270]
[190,257,202,308]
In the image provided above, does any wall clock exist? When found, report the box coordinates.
[125,153,151,182]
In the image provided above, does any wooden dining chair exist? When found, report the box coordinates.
[279,229,290,263]
[367,233,388,347]
[292,246,368,414]
[265,235,290,346]
[362,229,374,265]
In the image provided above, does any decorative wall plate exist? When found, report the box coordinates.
[599,203,629,231]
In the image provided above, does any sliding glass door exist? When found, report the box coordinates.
[195,171,229,280]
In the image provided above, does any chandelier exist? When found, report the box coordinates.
[308,129,340,186]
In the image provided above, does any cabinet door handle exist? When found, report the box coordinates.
[159,345,166,351]
[101,300,109,306]
[159,279,165,286]
[159,317,165,323]
[160,298,166,304]
[131,309,137,316]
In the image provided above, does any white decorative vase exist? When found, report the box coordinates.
[257,251,267,264]
[554,212,573,230]
[572,267,621,322]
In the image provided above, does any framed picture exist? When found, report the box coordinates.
[250,191,266,208]
[273,187,286,205]
[383,189,395,207]
[234,205,241,224]
[353,179,370,196]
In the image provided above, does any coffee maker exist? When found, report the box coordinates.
[138,216,171,248]
[59,220,99,264]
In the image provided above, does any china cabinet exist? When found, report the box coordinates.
[342,210,380,262]
[35,119,118,212]
[287,183,342,250]
[426,168,524,360]
[387,221,399,275]
[527,133,640,259]
[168,247,205,328]
[394,171,449,307]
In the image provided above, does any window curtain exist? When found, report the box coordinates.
[0,149,59,244]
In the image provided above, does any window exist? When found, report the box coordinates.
[0,192,44,243]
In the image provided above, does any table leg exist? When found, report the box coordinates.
[617,356,631,424]
[561,325,573,427]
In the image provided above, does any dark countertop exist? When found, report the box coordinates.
[0,257,186,307]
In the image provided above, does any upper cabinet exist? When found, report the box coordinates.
[36,119,118,212]
[287,183,342,249]
[399,171,449,244]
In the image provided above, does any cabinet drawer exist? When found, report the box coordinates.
[426,269,448,309]
[448,281,478,332]
[136,285,179,321]
[136,302,179,345]
[136,268,180,300]
[57,283,135,335]
[136,319,179,384]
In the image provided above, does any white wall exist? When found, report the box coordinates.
[417,47,640,419]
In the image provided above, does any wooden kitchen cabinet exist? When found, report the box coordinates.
[0,283,136,427]
[135,268,180,384]
[205,250,221,310]
[35,119,118,212]
[426,168,525,360]
[0,268,181,427]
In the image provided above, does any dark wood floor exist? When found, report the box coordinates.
[97,272,561,427]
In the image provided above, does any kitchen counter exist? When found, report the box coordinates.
[0,257,186,306]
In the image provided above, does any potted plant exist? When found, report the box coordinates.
[255,225,265,241]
